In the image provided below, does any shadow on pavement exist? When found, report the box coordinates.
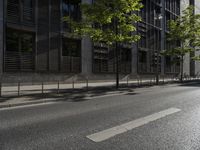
[178,80,200,87]
[0,83,146,105]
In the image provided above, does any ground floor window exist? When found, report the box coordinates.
[138,51,147,73]
[93,44,131,74]
[165,56,180,74]
[61,38,81,73]
[5,28,35,72]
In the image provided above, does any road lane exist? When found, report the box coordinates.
[0,83,200,150]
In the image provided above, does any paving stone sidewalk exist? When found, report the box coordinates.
[0,78,196,109]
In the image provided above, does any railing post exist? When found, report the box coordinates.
[137,77,140,87]
[42,82,44,94]
[150,78,152,85]
[0,82,2,97]
[140,77,142,86]
[127,77,129,87]
[72,79,75,89]
[86,77,89,91]
[18,82,20,96]
[57,81,60,94]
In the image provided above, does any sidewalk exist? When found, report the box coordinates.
[0,78,197,109]
[1,78,177,96]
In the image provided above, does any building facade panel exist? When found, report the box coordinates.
[37,0,49,71]
[49,0,61,72]
[0,0,3,74]
[1,0,199,82]
[194,0,200,75]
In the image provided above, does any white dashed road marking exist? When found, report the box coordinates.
[87,108,181,142]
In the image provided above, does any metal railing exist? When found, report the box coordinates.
[0,75,199,98]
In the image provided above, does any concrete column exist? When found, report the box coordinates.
[0,0,4,74]
[81,37,93,76]
[131,43,138,75]
[81,0,93,76]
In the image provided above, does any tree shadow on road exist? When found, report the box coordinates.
[178,80,200,87]
[0,83,146,105]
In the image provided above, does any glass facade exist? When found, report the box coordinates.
[3,0,183,75]
[62,38,81,73]
[93,43,131,74]
[7,0,35,24]
[138,0,180,74]
[62,0,81,32]
[5,28,34,72]
[138,0,162,74]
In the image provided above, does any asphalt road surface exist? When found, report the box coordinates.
[1,83,200,150]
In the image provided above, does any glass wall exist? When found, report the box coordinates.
[61,38,81,73]
[63,0,81,32]
[5,28,35,72]
[93,44,131,74]
[138,0,162,74]
[7,0,35,24]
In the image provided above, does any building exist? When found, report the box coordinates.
[0,0,199,83]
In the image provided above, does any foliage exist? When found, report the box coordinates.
[161,6,200,81]
[161,6,198,58]
[63,0,143,45]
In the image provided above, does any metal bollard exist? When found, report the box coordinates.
[86,78,89,90]
[72,80,75,89]
[0,82,2,97]
[57,81,60,94]
[18,82,20,96]
[140,78,142,86]
[42,82,44,94]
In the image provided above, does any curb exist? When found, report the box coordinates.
[0,99,57,110]
[0,80,199,110]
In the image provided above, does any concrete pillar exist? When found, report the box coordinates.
[181,0,190,76]
[131,43,138,75]
[0,0,4,74]
[81,37,93,76]
[81,0,93,76]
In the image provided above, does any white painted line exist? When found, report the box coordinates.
[85,92,131,100]
[87,108,181,142]
[0,101,56,111]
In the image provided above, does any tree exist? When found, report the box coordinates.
[161,6,200,82]
[63,0,143,88]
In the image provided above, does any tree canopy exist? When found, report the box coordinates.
[161,6,200,81]
[63,0,143,45]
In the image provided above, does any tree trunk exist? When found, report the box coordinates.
[115,42,119,89]
[115,17,119,89]
[180,55,184,83]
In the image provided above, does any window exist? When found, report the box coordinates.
[62,38,81,57]
[63,0,81,31]
[62,38,81,73]
[139,51,147,63]
[7,0,34,23]
[22,0,34,22]
[5,28,35,72]
[7,0,20,21]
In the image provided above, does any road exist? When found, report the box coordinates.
[1,83,200,150]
